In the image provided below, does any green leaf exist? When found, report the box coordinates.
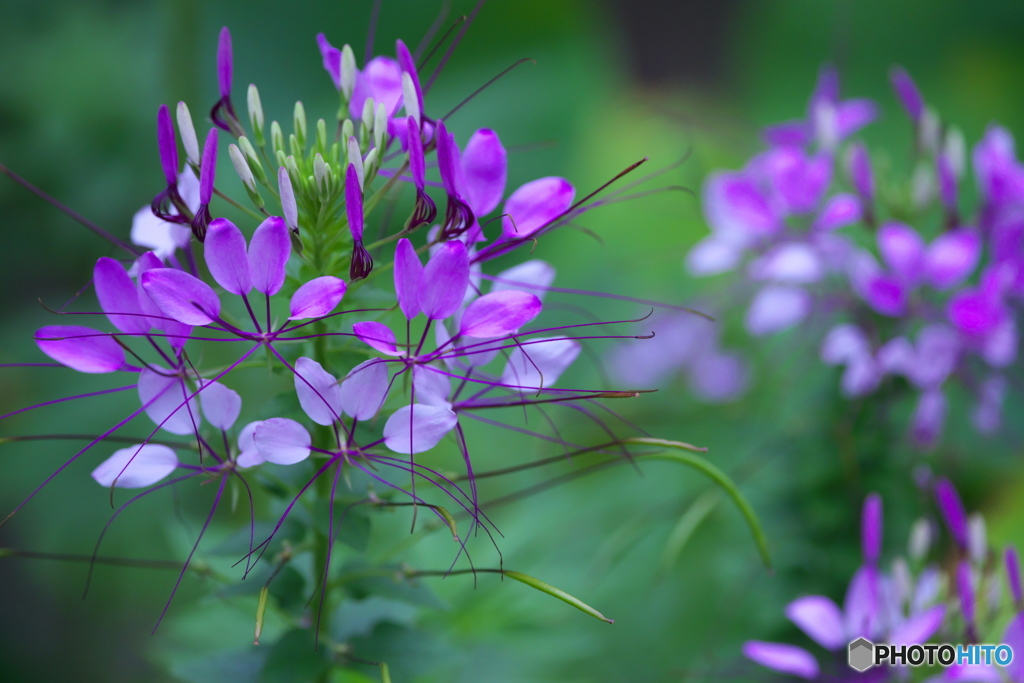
[500,570,614,624]
[260,629,329,683]
[169,649,266,683]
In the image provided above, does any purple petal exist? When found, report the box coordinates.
[383,404,458,454]
[844,565,883,639]
[406,117,426,189]
[836,99,878,139]
[236,420,265,468]
[911,388,947,449]
[156,104,178,186]
[435,119,463,198]
[877,336,915,377]
[890,66,924,122]
[757,147,832,214]
[785,596,846,650]
[204,218,252,295]
[248,216,290,295]
[973,375,1007,435]
[747,243,823,283]
[938,153,958,209]
[810,64,840,106]
[492,260,556,303]
[35,325,125,373]
[134,257,193,347]
[500,338,580,392]
[814,193,861,232]
[947,287,1006,338]
[253,418,311,465]
[349,56,403,118]
[199,128,218,205]
[973,125,1024,208]
[316,33,342,90]
[91,444,178,488]
[878,222,925,283]
[687,349,750,403]
[1007,550,1023,606]
[849,142,874,202]
[138,366,202,435]
[925,229,980,290]
[353,321,401,356]
[395,39,423,118]
[419,240,470,321]
[394,238,424,319]
[935,477,969,549]
[820,324,870,365]
[293,357,342,426]
[742,642,818,680]
[981,317,1017,368]
[460,290,543,339]
[841,356,882,398]
[501,177,575,239]
[957,561,976,628]
[94,257,148,334]
[909,324,960,388]
[862,493,883,564]
[412,365,451,406]
[889,605,945,646]
[288,276,347,320]
[761,120,812,147]
[745,285,811,336]
[198,380,241,431]
[1003,613,1024,682]
[345,163,364,242]
[217,27,233,98]
[685,236,744,276]
[853,258,907,317]
[702,171,780,241]
[278,167,298,231]
[461,128,507,216]
[339,359,389,420]
[142,269,221,325]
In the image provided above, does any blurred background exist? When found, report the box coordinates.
[3,0,1024,680]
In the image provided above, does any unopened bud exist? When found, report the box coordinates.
[313,153,329,194]
[918,106,941,154]
[238,137,267,185]
[909,517,932,562]
[176,102,200,168]
[270,121,285,155]
[374,102,388,152]
[347,137,364,190]
[293,101,307,150]
[363,148,378,178]
[361,97,375,132]
[341,119,354,145]
[401,72,420,126]
[247,84,265,146]
[278,166,298,232]
[316,118,328,154]
[340,44,357,99]
[229,144,263,209]
[968,513,987,565]
[911,161,936,209]
[284,154,300,186]
[944,127,966,178]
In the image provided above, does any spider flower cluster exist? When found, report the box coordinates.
[678,65,1024,448]
[744,479,1024,682]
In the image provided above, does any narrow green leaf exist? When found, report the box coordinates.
[659,490,719,574]
[379,662,392,683]
[254,586,269,645]
[501,570,614,624]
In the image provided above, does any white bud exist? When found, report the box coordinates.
[347,137,364,190]
[176,102,200,167]
[247,84,264,138]
[374,103,388,153]
[944,127,967,178]
[918,106,941,154]
[341,119,354,144]
[363,148,378,180]
[361,97,375,132]
[340,45,357,99]
[908,517,932,562]
[294,101,308,148]
[968,513,987,565]
[892,558,912,608]
[228,144,255,189]
[278,167,298,231]
[313,153,329,193]
[270,121,285,154]
[237,136,266,184]
[911,162,936,209]
[401,72,420,126]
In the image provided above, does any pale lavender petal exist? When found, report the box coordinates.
[288,276,347,320]
[878,222,925,283]
[685,236,744,276]
[156,104,178,186]
[972,375,1007,435]
[785,596,846,650]
[91,444,178,488]
[352,321,401,356]
[747,243,823,283]
[500,338,581,392]
[844,565,883,639]
[935,477,969,549]
[742,642,818,680]
[877,336,915,376]
[419,240,470,321]
[254,418,311,465]
[1003,613,1024,682]
[821,324,870,365]
[910,324,960,388]
[293,356,342,426]
[204,218,252,295]
[841,356,882,398]
[460,290,543,339]
[217,27,232,98]
[890,66,924,122]
[862,493,883,564]
[941,663,1003,682]
[383,404,458,454]
[248,216,290,295]
[236,420,264,468]
[938,153,958,209]
[849,142,874,202]
[138,366,202,435]
[492,260,556,302]
[461,128,507,216]
[501,177,575,239]
[412,365,451,406]
[926,229,980,290]
[687,350,749,403]
[339,359,389,420]
[198,380,241,431]
[911,388,947,449]
[814,193,862,232]
[745,285,811,336]
[35,325,125,374]
[130,206,191,259]
[394,238,423,319]
[890,605,945,646]
[702,171,780,240]
[94,257,148,334]
[836,99,878,139]
[141,269,221,325]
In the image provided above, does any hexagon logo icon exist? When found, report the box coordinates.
[848,638,874,672]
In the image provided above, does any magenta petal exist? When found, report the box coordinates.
[500,338,580,392]
[890,66,924,122]
[204,218,252,295]
[94,257,148,334]
[759,148,832,214]
[35,325,125,374]
[703,171,781,240]
[745,285,811,336]
[293,357,342,426]
[878,221,925,283]
[461,128,507,216]
[339,359,390,420]
[254,418,311,465]
[142,269,221,325]
[216,27,232,98]
[134,257,193,347]
[460,290,542,339]
[248,216,290,295]
[861,493,883,564]
[1004,613,1024,682]
[836,99,878,139]
[198,380,241,431]
[91,444,178,489]
[935,477,969,549]
[156,104,179,186]
[762,120,812,147]
[394,238,424,319]
[742,642,818,680]
[814,193,861,232]
[926,229,980,290]
[890,605,945,647]
[858,269,907,317]
[138,366,202,435]
[492,260,556,303]
[383,403,458,454]
[419,240,470,321]
[785,596,846,650]
[198,128,218,205]
[501,177,575,239]
[288,276,347,320]
[849,142,874,202]
[353,321,401,356]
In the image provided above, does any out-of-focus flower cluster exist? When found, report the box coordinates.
[678,65,1024,448]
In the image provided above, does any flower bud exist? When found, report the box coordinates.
[278,167,298,232]
[229,144,254,189]
[316,118,328,154]
[270,121,285,155]
[238,136,267,185]
[294,101,307,150]
[908,517,932,562]
[918,106,940,154]
[313,153,329,195]
[944,127,966,178]
[374,102,387,153]
[176,101,200,168]
[911,161,936,209]
[247,84,265,146]
[361,97,375,133]
[347,137,364,190]
[968,513,987,565]
[340,44,357,99]
[363,148,378,180]
[341,119,354,145]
